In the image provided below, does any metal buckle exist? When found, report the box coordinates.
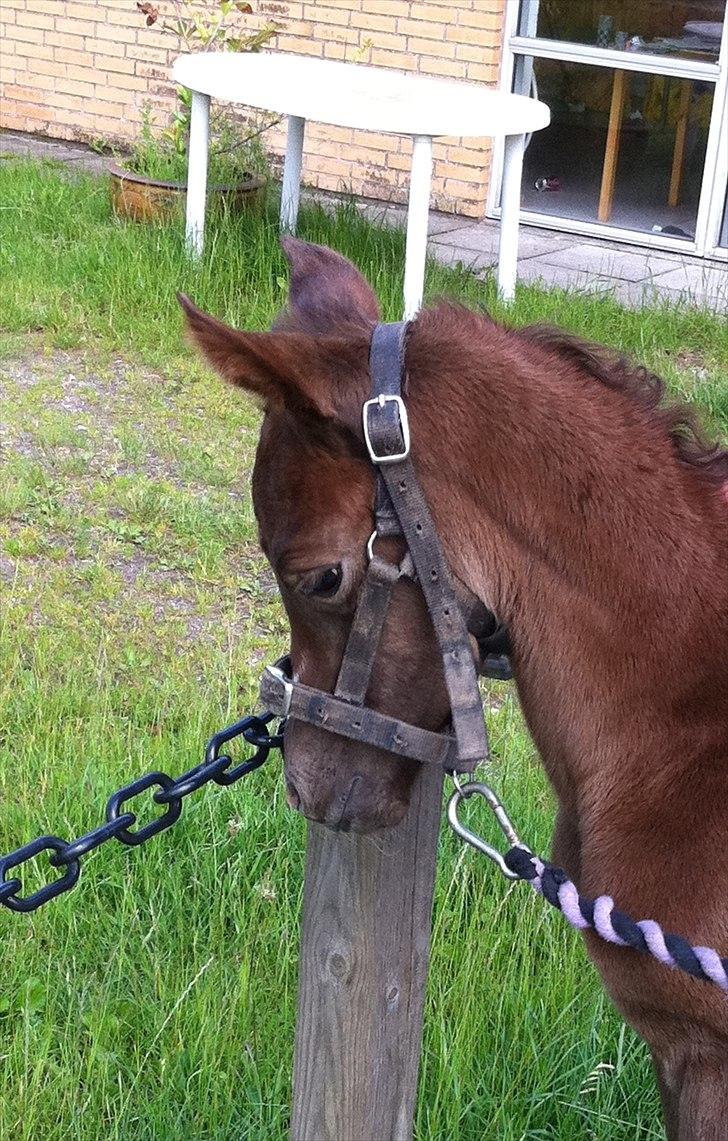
[263,662,294,718]
[362,394,410,465]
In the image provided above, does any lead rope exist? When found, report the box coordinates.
[448,778,728,993]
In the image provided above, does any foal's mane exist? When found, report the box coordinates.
[519,324,728,492]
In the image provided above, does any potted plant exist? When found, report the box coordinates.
[110,0,281,223]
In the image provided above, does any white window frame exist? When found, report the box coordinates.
[488,1,728,260]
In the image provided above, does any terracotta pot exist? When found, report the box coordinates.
[109,162,267,223]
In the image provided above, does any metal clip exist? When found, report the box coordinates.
[447,778,528,880]
[262,662,294,718]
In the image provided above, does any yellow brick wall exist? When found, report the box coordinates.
[0,1,506,216]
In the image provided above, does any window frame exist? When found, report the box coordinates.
[488,1,728,258]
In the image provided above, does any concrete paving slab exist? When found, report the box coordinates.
[0,135,36,155]
[650,262,728,301]
[490,258,721,310]
[427,211,477,236]
[600,278,683,308]
[502,258,614,293]
[1,135,77,159]
[428,224,499,255]
[429,221,572,259]
[357,201,481,238]
[302,190,469,238]
[515,230,580,260]
[1,132,107,173]
[428,243,494,272]
[525,243,682,282]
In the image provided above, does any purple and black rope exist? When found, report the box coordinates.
[503,847,728,993]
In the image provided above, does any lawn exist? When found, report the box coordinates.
[1,157,726,1141]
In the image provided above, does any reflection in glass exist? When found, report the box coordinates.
[515,58,714,237]
[519,0,725,64]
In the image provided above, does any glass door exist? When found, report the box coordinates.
[494,0,728,255]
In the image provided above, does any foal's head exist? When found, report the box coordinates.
[181,240,451,831]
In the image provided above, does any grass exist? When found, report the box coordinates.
[0,156,726,1140]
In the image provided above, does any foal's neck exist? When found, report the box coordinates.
[408,312,726,795]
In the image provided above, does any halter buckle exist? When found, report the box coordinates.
[362,394,410,465]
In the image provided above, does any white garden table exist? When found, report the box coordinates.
[172,52,549,312]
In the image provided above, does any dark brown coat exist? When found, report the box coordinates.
[182,239,728,1140]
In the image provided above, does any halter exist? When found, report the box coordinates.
[259,322,511,774]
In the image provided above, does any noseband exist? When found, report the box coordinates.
[260,322,511,773]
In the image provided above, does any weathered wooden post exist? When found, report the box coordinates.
[290,763,444,1140]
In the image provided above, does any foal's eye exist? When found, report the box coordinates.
[308,565,343,598]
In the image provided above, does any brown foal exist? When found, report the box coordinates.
[181,238,728,1140]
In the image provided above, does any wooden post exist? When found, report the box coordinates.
[668,80,692,209]
[598,68,628,224]
[290,763,444,1141]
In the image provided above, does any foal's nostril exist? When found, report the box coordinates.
[285,780,302,812]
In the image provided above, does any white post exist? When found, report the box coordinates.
[281,115,305,233]
[185,91,210,258]
[497,132,526,302]
[403,134,433,320]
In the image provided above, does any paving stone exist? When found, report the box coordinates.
[356,201,476,237]
[0,132,105,173]
[429,223,499,255]
[429,222,573,259]
[494,260,720,311]
[0,135,35,155]
[515,229,578,259]
[1,135,71,159]
[603,278,681,308]
[428,243,494,272]
[427,211,476,236]
[510,259,615,293]
[525,243,679,282]
[649,262,728,302]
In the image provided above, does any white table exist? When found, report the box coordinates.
[172,52,549,312]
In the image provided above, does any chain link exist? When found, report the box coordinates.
[0,712,283,914]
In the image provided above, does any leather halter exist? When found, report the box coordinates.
[259,321,511,773]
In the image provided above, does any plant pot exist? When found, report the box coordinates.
[109,162,267,223]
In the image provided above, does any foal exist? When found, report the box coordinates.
[181,238,728,1140]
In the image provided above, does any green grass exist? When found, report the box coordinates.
[0,157,726,1140]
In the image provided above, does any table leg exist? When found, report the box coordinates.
[668,80,692,209]
[281,115,305,233]
[185,91,210,257]
[497,132,526,302]
[403,134,433,320]
[598,69,627,224]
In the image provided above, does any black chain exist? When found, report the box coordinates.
[0,712,283,915]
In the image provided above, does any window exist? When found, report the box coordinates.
[496,0,728,255]
[519,0,724,64]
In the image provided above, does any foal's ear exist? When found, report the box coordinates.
[178,292,362,419]
[278,237,380,333]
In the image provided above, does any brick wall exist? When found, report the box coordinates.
[0,1,506,216]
